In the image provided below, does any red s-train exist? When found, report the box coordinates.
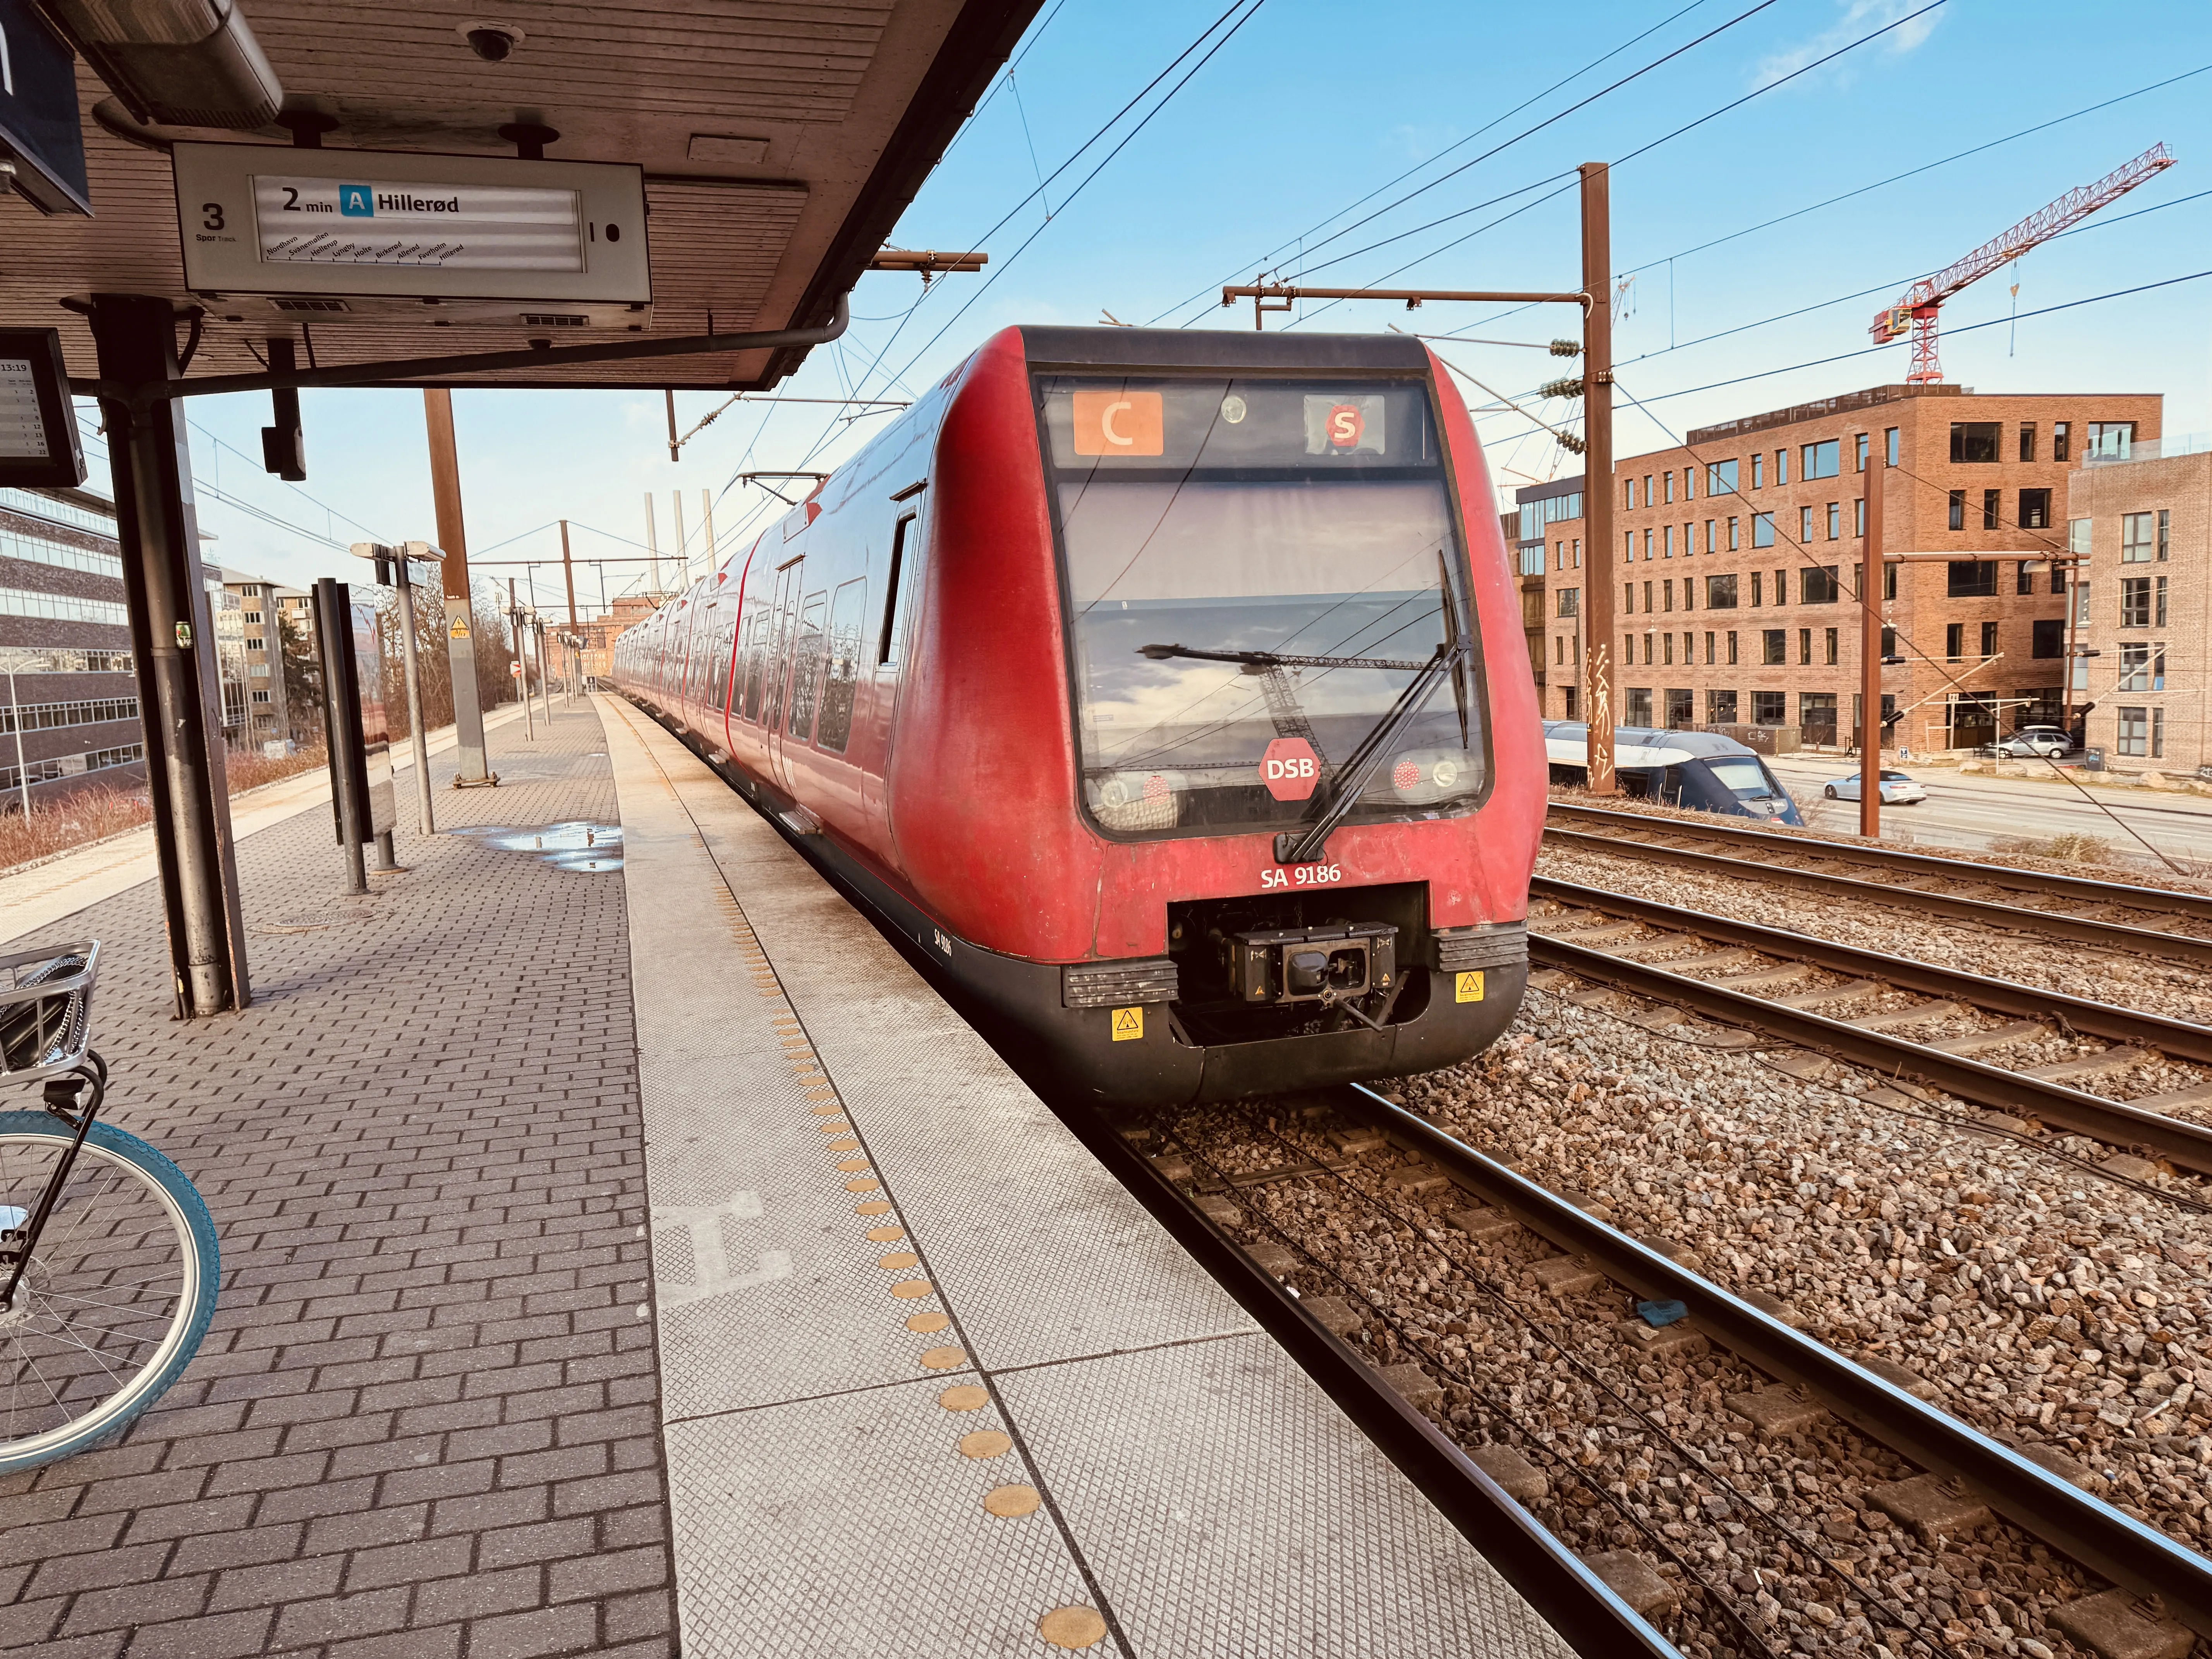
[614,326,1544,1107]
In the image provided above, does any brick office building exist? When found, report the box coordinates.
[0,485,147,806]
[1517,383,2162,750]
[2066,436,2212,773]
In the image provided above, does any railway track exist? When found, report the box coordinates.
[1099,1084,2212,1659]
[1529,878,2212,1192]
[1544,802,2212,969]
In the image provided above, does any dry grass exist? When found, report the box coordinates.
[0,745,328,873]
[1988,831,2120,866]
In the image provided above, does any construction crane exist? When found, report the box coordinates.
[1870,142,2175,384]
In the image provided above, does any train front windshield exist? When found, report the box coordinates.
[1039,375,1485,836]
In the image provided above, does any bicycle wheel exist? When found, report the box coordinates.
[0,1111,218,1475]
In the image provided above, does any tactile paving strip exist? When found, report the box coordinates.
[998,1336,1578,1658]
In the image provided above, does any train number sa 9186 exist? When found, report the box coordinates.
[1260,863,1342,889]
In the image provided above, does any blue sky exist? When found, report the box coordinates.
[126,0,2212,613]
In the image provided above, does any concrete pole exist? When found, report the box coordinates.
[424,389,493,786]
[644,494,661,595]
[1859,450,1886,839]
[1578,162,1618,795]
[393,562,436,835]
[536,620,554,726]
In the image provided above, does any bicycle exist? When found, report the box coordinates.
[1,942,220,1475]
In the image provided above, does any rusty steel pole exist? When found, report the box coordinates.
[1860,449,1886,839]
[560,518,579,627]
[1579,162,1618,794]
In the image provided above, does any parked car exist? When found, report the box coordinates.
[1822,770,1927,804]
[1994,726,2076,758]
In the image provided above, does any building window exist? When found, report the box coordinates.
[1752,512,1775,548]
[1751,453,1764,489]
[1798,627,1812,665]
[1662,632,1674,665]
[1751,572,1763,606]
[1775,449,1789,485]
[2052,421,2070,462]
[1704,519,1716,553]
[1643,529,1652,559]
[1881,626,1897,657]
[1980,620,1997,658]
[1762,629,1786,666]
[1624,582,1635,613]
[1625,478,1637,509]
[1884,563,1897,600]
[2121,576,2152,628]
[1801,439,1840,480]
[2019,423,2036,462]
[2118,641,2166,691]
[1708,459,1738,495]
[244,636,263,652]
[1950,422,2002,462]
[2018,488,2050,530]
[1947,560,1997,598]
[1573,538,1581,567]
[1626,689,1653,726]
[1704,630,1716,665]
[2085,421,2135,461]
[1643,581,1654,612]
[2155,707,2167,758]
[2157,574,2169,626]
[2122,512,2156,562]
[242,584,261,598]
[1662,524,1673,558]
[1728,516,1740,550]
[1726,630,1739,665]
[2118,706,2149,757]
[1824,502,1840,540]
[1946,623,1965,660]
[1854,433,1870,473]
[1708,689,1738,724]
[1824,627,1838,666]
[1557,587,1579,617]
[1798,505,1813,543]
[1982,488,2000,531]
[250,689,272,704]
[2031,619,2065,658]
[2157,510,2167,561]
[1626,532,1635,562]
[1801,692,1837,743]
[1885,426,1900,465]
[1663,471,1674,504]
[244,610,262,624]
[1685,468,1697,501]
[1753,690,1786,725]
[1663,580,1674,613]
[1854,498,1867,536]
[1644,474,1655,507]
[1563,687,1580,719]
[1705,574,1738,608]
[1800,566,1840,604]
[2016,561,2035,595]
[1948,489,1966,531]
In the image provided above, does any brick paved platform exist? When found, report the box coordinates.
[0,701,672,1659]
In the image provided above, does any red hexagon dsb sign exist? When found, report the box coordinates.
[1260,737,1321,801]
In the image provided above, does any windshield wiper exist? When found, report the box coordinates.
[1139,643,1437,673]
[1274,640,1470,867]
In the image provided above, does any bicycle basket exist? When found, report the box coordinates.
[0,940,100,1084]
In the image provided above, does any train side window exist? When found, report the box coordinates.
[786,591,828,739]
[879,511,919,666]
[740,605,767,721]
[815,578,869,752]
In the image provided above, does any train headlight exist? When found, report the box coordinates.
[1383,750,1475,805]
[1432,757,1460,790]
[1093,770,1185,830]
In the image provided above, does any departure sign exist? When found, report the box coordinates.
[172,144,650,305]
[0,329,86,487]
[251,176,586,271]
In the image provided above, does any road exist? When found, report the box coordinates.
[1764,754,2212,871]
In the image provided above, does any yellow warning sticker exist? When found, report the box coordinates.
[1455,970,1485,1004]
[449,616,471,639]
[1111,1006,1144,1042]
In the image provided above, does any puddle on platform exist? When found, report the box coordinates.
[453,821,623,872]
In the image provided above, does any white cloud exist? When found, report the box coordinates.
[1754,0,1941,91]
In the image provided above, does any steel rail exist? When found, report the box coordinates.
[1547,799,2212,925]
[1054,1099,1681,1659]
[1532,876,2212,1064]
[1333,1082,2212,1642]
[1530,928,2212,1177]
[1543,821,2212,969]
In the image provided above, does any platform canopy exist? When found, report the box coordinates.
[0,0,1039,390]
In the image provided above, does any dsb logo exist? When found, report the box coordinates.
[1260,737,1321,802]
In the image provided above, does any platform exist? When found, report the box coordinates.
[0,691,1577,1659]
[598,697,1574,1657]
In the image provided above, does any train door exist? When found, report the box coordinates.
[771,587,827,793]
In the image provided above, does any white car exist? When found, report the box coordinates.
[1823,770,1926,804]
[1994,726,2075,758]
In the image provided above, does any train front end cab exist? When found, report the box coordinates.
[909,333,1543,1108]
